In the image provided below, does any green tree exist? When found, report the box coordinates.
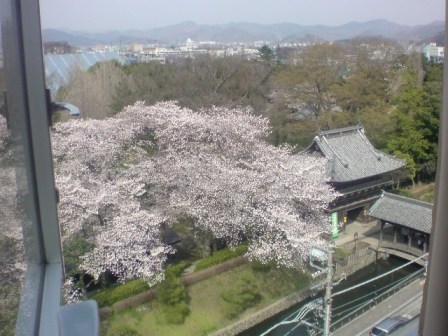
[157,266,190,324]
[272,44,346,130]
[111,56,272,114]
[387,56,442,181]
[258,44,275,63]
[220,273,261,319]
[334,47,393,114]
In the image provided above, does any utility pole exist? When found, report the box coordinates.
[323,244,333,336]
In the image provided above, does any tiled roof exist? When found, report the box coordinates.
[309,125,405,183]
[369,191,433,234]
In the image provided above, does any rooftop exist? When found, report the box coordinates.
[306,125,405,183]
[369,191,433,234]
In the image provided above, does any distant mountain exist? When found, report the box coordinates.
[41,20,446,46]
[394,21,445,42]
[42,29,99,45]
[419,31,445,47]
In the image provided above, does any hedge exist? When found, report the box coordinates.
[195,243,248,272]
[182,256,247,286]
[112,289,157,313]
[99,257,247,317]
[90,279,150,308]
[165,261,191,278]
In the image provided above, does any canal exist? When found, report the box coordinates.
[239,256,422,336]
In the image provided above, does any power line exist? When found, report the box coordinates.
[332,253,427,298]
[332,268,423,313]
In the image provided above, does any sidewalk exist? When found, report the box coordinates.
[333,278,424,336]
[334,220,381,247]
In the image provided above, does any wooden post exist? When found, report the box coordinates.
[379,221,384,246]
[393,227,397,244]
[363,205,368,223]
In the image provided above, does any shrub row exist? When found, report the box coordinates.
[91,262,191,309]
[90,279,150,308]
[195,243,248,272]
[99,257,248,318]
[182,256,247,286]
[112,288,157,313]
[166,261,191,277]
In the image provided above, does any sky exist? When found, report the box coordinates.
[40,0,445,32]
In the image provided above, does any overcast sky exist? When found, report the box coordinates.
[40,0,444,32]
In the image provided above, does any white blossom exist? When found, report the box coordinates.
[52,101,337,286]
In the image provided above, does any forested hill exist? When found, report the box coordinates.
[56,42,442,183]
[42,20,444,45]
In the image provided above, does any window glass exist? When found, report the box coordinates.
[39,1,444,336]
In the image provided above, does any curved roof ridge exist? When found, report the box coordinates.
[318,124,362,136]
[357,128,382,161]
[320,135,349,168]
[303,125,406,182]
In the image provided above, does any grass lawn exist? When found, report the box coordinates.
[102,263,310,336]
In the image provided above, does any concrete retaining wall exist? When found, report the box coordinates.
[210,288,312,336]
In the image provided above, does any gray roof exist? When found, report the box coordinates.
[309,125,405,183]
[369,191,433,234]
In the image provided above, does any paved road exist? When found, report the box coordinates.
[333,279,424,336]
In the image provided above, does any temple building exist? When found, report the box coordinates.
[304,125,406,232]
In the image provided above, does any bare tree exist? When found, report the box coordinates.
[57,61,125,120]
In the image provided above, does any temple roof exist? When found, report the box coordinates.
[369,191,433,234]
[306,125,405,183]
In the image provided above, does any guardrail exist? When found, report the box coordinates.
[334,247,374,272]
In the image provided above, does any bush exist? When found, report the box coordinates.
[165,261,191,278]
[112,289,157,313]
[181,257,247,286]
[334,247,350,261]
[253,263,310,298]
[91,279,150,308]
[157,264,190,324]
[106,324,139,336]
[251,260,276,273]
[160,301,190,324]
[63,234,93,277]
[220,273,260,319]
[195,243,248,272]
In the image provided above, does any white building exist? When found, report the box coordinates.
[423,43,444,62]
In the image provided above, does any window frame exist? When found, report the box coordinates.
[1,0,448,335]
[1,0,63,335]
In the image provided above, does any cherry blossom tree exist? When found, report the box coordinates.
[52,117,172,285]
[51,101,337,288]
[119,102,337,267]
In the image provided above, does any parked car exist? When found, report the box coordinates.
[370,316,409,336]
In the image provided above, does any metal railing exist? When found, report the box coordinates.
[379,241,425,257]
[329,268,424,332]
[334,247,374,272]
